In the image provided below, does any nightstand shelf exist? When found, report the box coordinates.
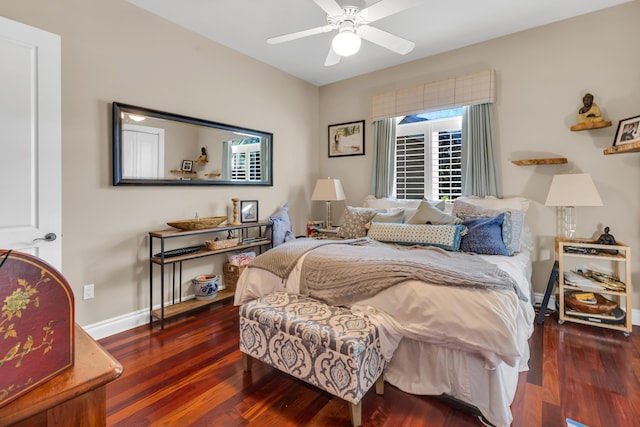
[557,240,632,335]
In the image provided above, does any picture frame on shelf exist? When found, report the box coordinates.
[181,160,193,171]
[613,115,640,147]
[328,120,365,157]
[240,200,258,223]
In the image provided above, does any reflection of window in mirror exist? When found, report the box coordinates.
[224,138,263,181]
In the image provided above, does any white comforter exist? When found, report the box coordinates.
[234,245,535,370]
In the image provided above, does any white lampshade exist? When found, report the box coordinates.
[545,173,602,238]
[312,178,345,228]
[311,178,346,202]
[332,30,361,57]
[545,173,603,207]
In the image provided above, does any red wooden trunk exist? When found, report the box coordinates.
[0,250,74,408]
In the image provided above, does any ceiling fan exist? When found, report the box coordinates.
[267,0,422,66]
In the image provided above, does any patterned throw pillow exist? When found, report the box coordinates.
[453,199,525,255]
[460,214,509,256]
[337,207,378,239]
[367,222,467,251]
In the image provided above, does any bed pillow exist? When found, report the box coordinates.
[267,203,296,247]
[363,195,445,211]
[455,195,530,212]
[370,210,406,223]
[453,199,525,255]
[337,206,378,239]
[460,214,509,256]
[367,222,467,251]
[407,200,462,225]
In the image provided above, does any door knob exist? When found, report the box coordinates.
[33,232,57,242]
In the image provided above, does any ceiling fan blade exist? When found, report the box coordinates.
[324,46,341,66]
[359,25,415,55]
[361,0,425,23]
[313,0,344,17]
[267,24,333,44]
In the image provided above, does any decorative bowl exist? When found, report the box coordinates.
[192,275,219,300]
[167,216,227,231]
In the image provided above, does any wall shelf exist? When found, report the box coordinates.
[511,157,568,166]
[603,140,640,155]
[570,121,612,131]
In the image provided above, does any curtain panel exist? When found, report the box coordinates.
[461,104,501,197]
[370,118,396,198]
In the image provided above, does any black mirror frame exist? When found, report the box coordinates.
[112,102,273,186]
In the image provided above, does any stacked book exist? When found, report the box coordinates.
[563,271,605,291]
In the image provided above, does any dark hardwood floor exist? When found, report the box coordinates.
[99,301,640,427]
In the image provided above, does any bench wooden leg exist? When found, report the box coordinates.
[349,400,362,427]
[242,353,252,372]
[375,372,384,395]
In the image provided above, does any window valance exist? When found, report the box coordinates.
[370,69,496,121]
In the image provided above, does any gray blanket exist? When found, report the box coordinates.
[249,238,526,306]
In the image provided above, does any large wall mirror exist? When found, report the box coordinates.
[112,102,273,186]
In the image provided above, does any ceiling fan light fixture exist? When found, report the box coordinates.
[332,28,361,57]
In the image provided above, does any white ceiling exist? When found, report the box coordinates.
[127,0,631,87]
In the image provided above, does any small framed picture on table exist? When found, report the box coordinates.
[181,160,193,171]
[240,200,258,223]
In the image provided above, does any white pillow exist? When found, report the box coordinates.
[363,195,445,211]
[456,195,530,212]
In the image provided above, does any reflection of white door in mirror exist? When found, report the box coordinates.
[122,125,165,179]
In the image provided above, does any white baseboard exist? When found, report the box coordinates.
[83,295,196,340]
[534,292,639,326]
[85,292,637,341]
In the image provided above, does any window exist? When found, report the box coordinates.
[231,139,262,181]
[395,108,462,200]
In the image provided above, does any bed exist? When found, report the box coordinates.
[234,196,535,427]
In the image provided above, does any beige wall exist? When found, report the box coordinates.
[318,1,640,305]
[1,0,320,326]
[2,0,639,327]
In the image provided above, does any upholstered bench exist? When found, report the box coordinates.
[239,292,387,427]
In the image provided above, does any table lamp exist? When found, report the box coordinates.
[311,178,345,228]
[545,173,603,238]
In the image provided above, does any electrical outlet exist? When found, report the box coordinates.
[83,284,95,300]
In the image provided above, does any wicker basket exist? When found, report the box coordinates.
[204,237,239,250]
[223,262,247,291]
[167,216,227,231]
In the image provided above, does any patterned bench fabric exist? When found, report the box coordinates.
[239,292,386,405]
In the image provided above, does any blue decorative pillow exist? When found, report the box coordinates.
[268,203,295,247]
[367,222,467,251]
[460,214,509,256]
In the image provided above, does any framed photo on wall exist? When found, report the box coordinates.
[181,160,193,171]
[613,115,640,147]
[240,200,258,223]
[328,120,365,157]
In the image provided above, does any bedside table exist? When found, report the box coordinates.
[310,227,341,239]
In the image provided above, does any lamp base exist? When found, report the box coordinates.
[325,201,333,228]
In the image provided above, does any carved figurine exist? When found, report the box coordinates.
[578,93,604,125]
[595,226,618,255]
[197,146,208,162]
